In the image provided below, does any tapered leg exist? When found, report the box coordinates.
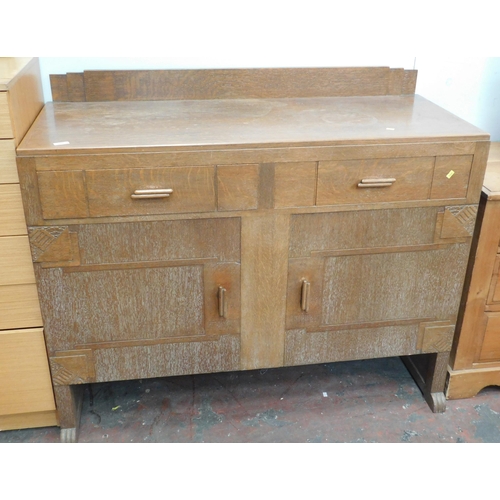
[401,352,449,413]
[53,385,84,442]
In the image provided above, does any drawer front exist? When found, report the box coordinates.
[316,155,473,205]
[0,92,13,138]
[37,166,217,219]
[0,328,55,416]
[0,140,18,183]
[0,236,37,286]
[0,284,42,330]
[0,184,28,236]
[430,155,473,199]
[317,157,435,205]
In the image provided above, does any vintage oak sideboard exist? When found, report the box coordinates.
[16,67,489,442]
[447,142,500,398]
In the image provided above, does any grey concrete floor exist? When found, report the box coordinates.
[2,356,500,443]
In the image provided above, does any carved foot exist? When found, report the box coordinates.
[427,392,446,413]
[60,428,77,443]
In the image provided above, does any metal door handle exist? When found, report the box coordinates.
[218,286,227,318]
[131,188,173,199]
[357,178,396,188]
[301,279,310,312]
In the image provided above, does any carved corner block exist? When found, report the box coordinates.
[28,226,80,267]
[434,205,478,243]
[417,321,456,353]
[50,349,96,386]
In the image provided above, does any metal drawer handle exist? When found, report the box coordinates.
[301,279,310,312]
[218,286,227,318]
[131,188,173,199]
[357,178,396,188]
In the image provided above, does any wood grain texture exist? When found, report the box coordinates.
[289,207,440,258]
[0,58,33,90]
[0,92,13,138]
[92,334,240,382]
[66,73,85,102]
[217,164,259,211]
[467,141,490,204]
[37,265,206,351]
[478,313,500,361]
[0,284,42,330]
[16,97,488,157]
[447,367,500,399]
[274,162,317,208]
[319,244,469,325]
[73,218,240,265]
[51,67,417,102]
[0,140,18,183]
[487,256,500,304]
[4,58,43,146]
[450,198,500,370]
[240,213,289,369]
[204,262,241,336]
[0,236,37,285]
[29,142,477,171]
[86,166,216,217]
[52,385,83,429]
[0,184,28,236]
[49,74,69,102]
[430,155,472,199]
[0,328,56,416]
[317,157,435,205]
[482,144,500,199]
[285,325,420,366]
[15,67,489,428]
[37,170,89,219]
[0,410,57,431]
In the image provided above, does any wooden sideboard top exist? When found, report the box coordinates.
[482,142,500,200]
[17,94,488,156]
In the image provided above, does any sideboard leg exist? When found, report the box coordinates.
[401,352,449,413]
[53,385,84,442]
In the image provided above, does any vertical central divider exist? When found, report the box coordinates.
[240,211,291,370]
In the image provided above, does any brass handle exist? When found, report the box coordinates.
[131,188,173,199]
[357,178,396,188]
[218,286,227,318]
[301,279,310,312]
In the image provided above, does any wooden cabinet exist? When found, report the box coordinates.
[447,142,500,398]
[17,67,489,441]
[0,58,57,431]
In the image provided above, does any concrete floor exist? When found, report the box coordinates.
[2,356,500,443]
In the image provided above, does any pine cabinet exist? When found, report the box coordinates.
[0,57,57,431]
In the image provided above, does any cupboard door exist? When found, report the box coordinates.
[33,218,242,382]
[285,207,474,365]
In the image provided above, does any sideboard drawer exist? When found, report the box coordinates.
[316,155,474,205]
[317,157,435,205]
[37,165,217,219]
